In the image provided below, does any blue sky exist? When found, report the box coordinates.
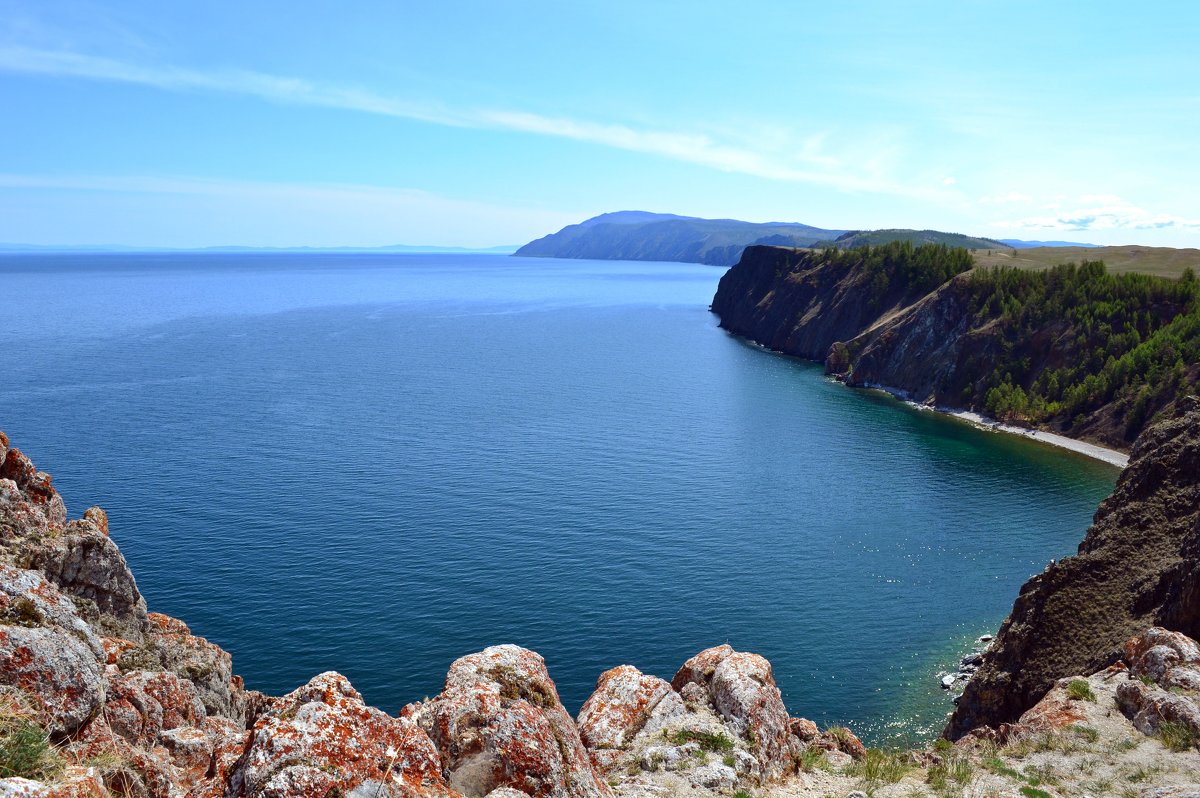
[1,0,1198,248]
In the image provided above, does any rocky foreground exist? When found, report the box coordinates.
[1,414,1200,797]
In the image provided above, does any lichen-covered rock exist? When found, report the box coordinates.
[708,653,791,778]
[0,570,105,738]
[30,517,147,641]
[667,647,793,779]
[64,713,177,798]
[103,667,207,748]
[0,777,48,797]
[1011,677,1090,734]
[689,763,737,790]
[671,646,733,693]
[1126,627,1200,682]
[1116,678,1200,735]
[227,671,453,798]
[0,449,65,530]
[116,613,246,723]
[577,666,679,754]
[417,645,610,798]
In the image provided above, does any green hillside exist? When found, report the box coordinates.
[819,229,1006,250]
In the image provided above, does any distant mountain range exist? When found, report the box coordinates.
[514,211,1098,266]
[998,239,1100,249]
[514,212,848,266]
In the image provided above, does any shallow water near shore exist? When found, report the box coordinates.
[0,252,1118,745]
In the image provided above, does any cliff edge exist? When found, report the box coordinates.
[945,397,1200,738]
[711,244,1200,450]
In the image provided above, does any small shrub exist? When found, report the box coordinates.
[732,791,753,798]
[0,719,61,780]
[844,748,911,784]
[1125,763,1160,783]
[1019,787,1052,798]
[723,753,735,767]
[1066,679,1096,702]
[664,728,734,752]
[795,746,826,773]
[1156,721,1200,752]
[1072,724,1100,743]
[982,756,1021,780]
[932,738,953,752]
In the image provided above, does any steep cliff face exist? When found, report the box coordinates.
[945,398,1200,738]
[709,245,960,360]
[711,245,1199,449]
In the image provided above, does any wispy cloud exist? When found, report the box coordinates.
[997,195,1200,231]
[0,44,951,201]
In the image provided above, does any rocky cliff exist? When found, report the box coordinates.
[711,244,1200,449]
[3,428,1200,796]
[944,397,1200,738]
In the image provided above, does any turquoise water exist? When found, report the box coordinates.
[0,253,1117,744]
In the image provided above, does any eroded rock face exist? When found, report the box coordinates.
[415,645,610,798]
[577,666,677,753]
[116,613,248,723]
[0,567,105,738]
[228,671,454,798]
[1115,627,1200,738]
[947,401,1200,738]
[667,647,794,779]
[30,516,148,642]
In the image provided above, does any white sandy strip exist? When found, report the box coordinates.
[852,381,1131,469]
[944,409,1130,469]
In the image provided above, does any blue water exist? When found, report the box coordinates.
[0,253,1118,744]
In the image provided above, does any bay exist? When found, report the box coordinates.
[0,252,1118,744]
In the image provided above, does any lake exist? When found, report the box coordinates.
[0,252,1118,744]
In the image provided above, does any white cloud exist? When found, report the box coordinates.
[942,176,957,185]
[996,196,1200,231]
[0,44,951,201]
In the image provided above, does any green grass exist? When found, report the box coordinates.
[844,748,912,784]
[973,245,1200,279]
[1156,721,1200,751]
[664,728,735,752]
[927,754,974,797]
[1019,787,1052,798]
[795,746,827,773]
[982,756,1022,780]
[1066,679,1096,702]
[0,719,61,781]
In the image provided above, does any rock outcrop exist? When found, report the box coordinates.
[710,244,1199,449]
[946,398,1200,738]
[409,644,610,798]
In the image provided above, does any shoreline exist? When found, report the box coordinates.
[856,381,1130,469]
[727,334,1131,469]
